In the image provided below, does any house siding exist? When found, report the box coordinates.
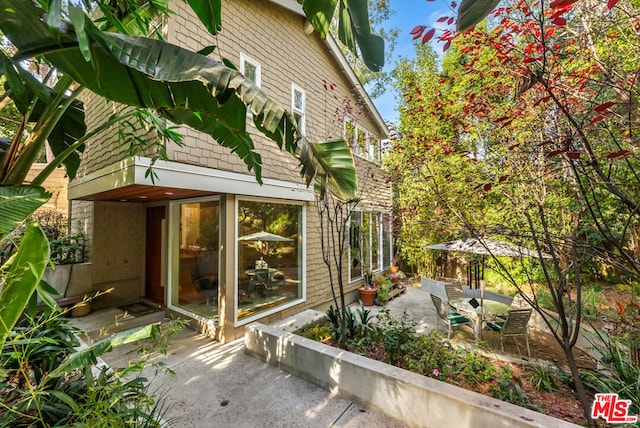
[72,0,390,341]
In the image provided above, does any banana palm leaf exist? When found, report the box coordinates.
[0,223,50,347]
[456,0,500,32]
[44,324,155,380]
[0,185,51,237]
[1,52,87,180]
[303,0,384,72]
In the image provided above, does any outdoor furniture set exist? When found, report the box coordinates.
[431,283,533,356]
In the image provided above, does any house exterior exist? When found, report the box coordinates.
[68,0,392,342]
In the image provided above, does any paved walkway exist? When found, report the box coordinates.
[70,279,509,427]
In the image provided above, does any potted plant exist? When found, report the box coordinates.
[374,275,393,305]
[358,272,377,306]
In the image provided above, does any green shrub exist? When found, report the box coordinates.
[403,330,457,380]
[371,309,416,364]
[528,363,559,393]
[581,331,640,416]
[457,349,496,385]
[0,306,184,427]
[0,209,84,265]
[302,325,332,342]
[489,366,532,408]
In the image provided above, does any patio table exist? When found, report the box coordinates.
[449,297,511,340]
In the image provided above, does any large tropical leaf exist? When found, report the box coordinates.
[0,0,357,198]
[187,0,222,36]
[303,0,384,72]
[44,324,155,380]
[299,139,357,201]
[456,0,501,32]
[0,185,51,237]
[0,223,50,347]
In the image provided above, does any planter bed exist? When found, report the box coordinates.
[244,310,579,428]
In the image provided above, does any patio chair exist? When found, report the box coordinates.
[430,293,471,339]
[486,308,533,357]
[249,268,271,296]
[191,266,218,306]
[444,283,464,310]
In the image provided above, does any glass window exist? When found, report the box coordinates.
[368,136,380,162]
[349,211,363,281]
[237,199,303,321]
[382,213,392,268]
[174,200,220,319]
[345,120,356,149]
[292,85,305,135]
[240,53,261,117]
[349,211,393,281]
[371,213,380,272]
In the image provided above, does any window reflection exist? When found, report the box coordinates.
[237,200,302,320]
[175,200,219,320]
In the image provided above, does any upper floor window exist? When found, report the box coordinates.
[344,119,380,162]
[240,53,261,116]
[292,84,306,135]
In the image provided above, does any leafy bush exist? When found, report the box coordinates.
[371,309,416,364]
[0,209,83,265]
[0,306,184,426]
[489,366,531,408]
[581,331,640,416]
[458,349,496,385]
[302,325,332,342]
[528,363,559,393]
[403,330,457,380]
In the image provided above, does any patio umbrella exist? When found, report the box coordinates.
[238,231,293,264]
[425,237,550,259]
[238,231,293,242]
[425,237,550,291]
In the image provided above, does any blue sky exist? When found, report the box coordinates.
[371,0,448,124]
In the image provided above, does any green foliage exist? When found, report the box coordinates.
[0,223,49,347]
[458,349,496,385]
[1,209,83,266]
[582,332,640,416]
[528,363,559,393]
[489,366,531,408]
[403,330,457,380]
[0,307,185,426]
[370,309,416,364]
[301,325,332,342]
[326,303,372,343]
[373,275,392,304]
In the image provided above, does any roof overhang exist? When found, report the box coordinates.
[68,156,315,202]
[269,0,389,137]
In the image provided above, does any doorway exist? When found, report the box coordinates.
[145,206,166,304]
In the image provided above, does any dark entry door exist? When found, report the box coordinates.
[145,206,166,304]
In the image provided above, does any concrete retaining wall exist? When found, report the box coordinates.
[245,319,579,428]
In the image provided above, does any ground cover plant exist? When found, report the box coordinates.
[295,298,640,426]
[0,304,185,426]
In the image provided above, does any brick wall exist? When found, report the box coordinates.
[25,165,68,211]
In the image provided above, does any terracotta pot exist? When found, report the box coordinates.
[389,266,400,283]
[358,287,377,306]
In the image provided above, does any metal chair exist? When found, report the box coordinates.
[486,308,533,357]
[191,266,217,306]
[444,283,464,309]
[430,293,471,339]
[249,268,271,296]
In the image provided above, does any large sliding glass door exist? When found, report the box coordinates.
[172,198,220,319]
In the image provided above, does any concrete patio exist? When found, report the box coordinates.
[68,278,594,427]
